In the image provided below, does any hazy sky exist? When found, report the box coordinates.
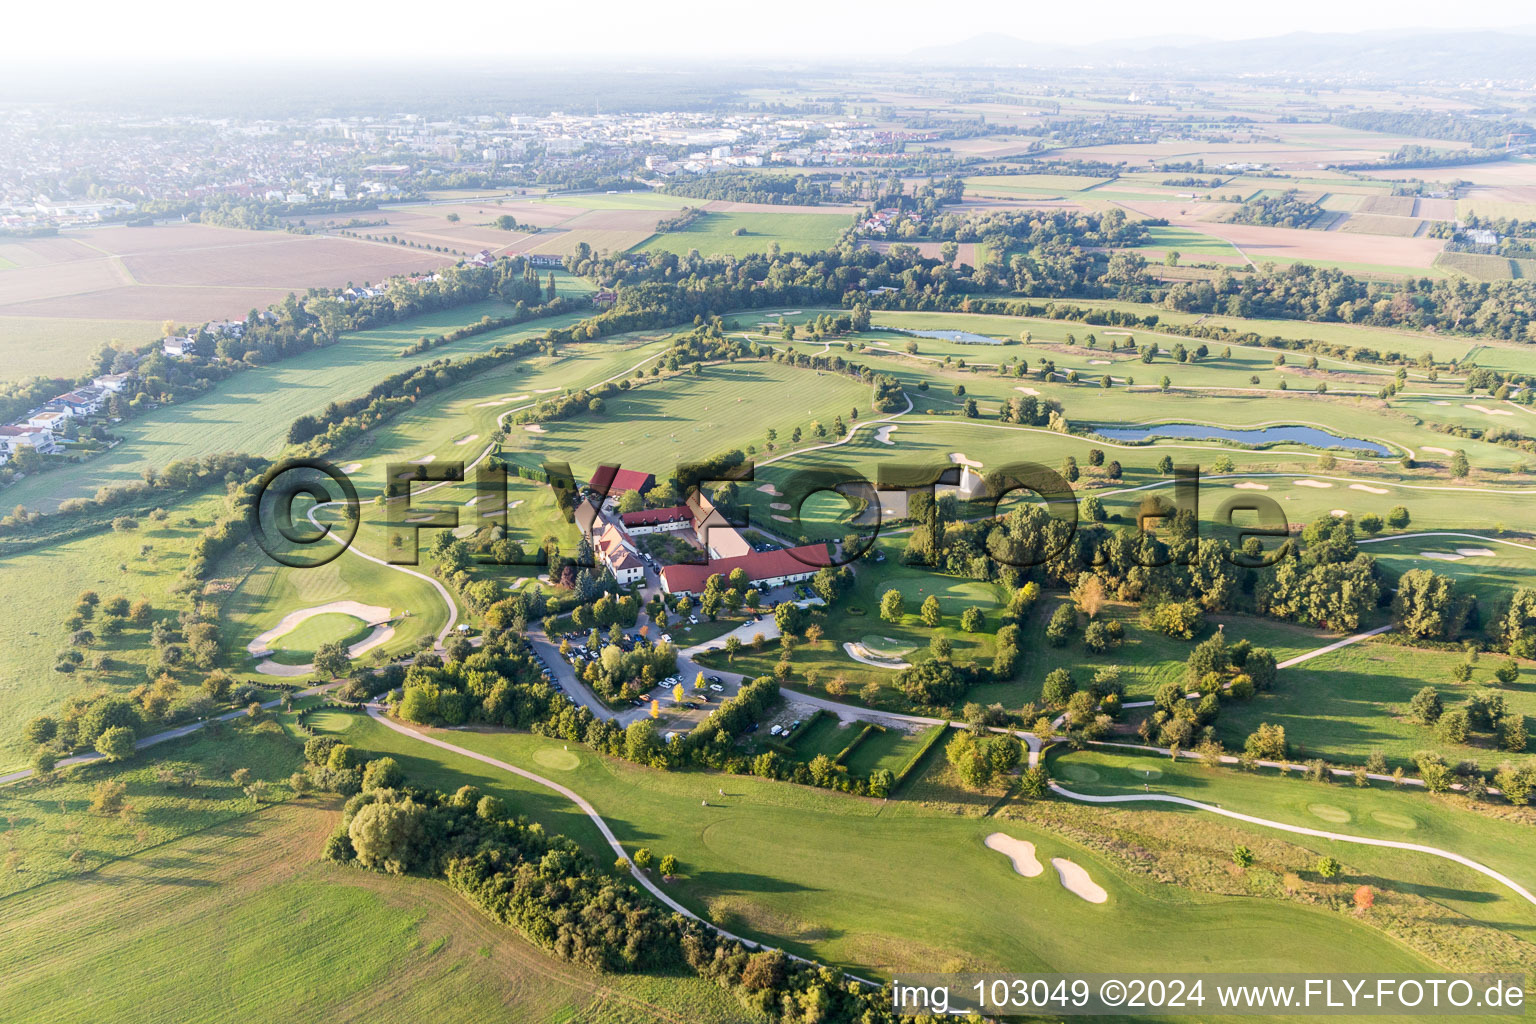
[11,0,1534,60]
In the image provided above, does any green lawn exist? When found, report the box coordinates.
[265,612,370,655]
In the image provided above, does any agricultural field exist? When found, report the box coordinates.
[632,212,849,258]
[0,314,161,382]
[0,224,453,328]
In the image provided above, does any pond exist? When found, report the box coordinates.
[894,328,1003,345]
[1089,422,1392,455]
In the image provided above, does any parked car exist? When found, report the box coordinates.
[769,725,783,737]
[708,683,724,692]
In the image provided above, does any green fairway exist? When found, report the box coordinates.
[633,212,849,258]
[323,715,1440,983]
[498,360,871,482]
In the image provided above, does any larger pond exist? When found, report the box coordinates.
[893,329,1003,345]
[1090,422,1392,456]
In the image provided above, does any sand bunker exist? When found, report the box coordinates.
[1233,481,1269,490]
[1052,858,1108,904]
[1013,386,1040,396]
[1329,509,1349,517]
[405,514,440,524]
[1457,547,1496,557]
[410,455,436,465]
[770,502,792,511]
[874,425,899,445]
[756,483,782,496]
[1422,446,1456,456]
[771,514,793,523]
[339,463,362,474]
[843,642,913,669]
[454,434,480,446]
[1349,483,1389,494]
[1294,479,1333,488]
[247,600,392,656]
[1089,359,1111,365]
[524,424,547,433]
[1422,551,1464,561]
[949,452,983,469]
[1432,401,1451,407]
[985,833,1044,877]
[464,496,480,506]
[1466,404,1513,416]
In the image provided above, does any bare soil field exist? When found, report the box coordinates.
[701,199,864,216]
[0,223,451,324]
[1415,198,1459,220]
[1115,202,1445,268]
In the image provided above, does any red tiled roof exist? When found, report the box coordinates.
[660,544,830,594]
[621,505,690,527]
[590,466,655,495]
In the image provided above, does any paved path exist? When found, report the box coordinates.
[1048,781,1536,910]
[364,705,876,983]
[1275,623,1393,669]
[0,683,334,787]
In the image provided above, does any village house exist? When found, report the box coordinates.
[47,387,107,417]
[26,410,69,433]
[0,424,58,455]
[163,336,197,358]
[92,373,135,393]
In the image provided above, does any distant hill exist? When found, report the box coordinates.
[909,29,1536,80]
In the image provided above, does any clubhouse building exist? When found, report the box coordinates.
[576,465,827,596]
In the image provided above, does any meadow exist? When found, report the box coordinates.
[0,490,231,766]
[0,796,759,1024]
[1213,640,1536,771]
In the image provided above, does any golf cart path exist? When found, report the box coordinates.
[1048,781,1536,910]
[364,705,876,983]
